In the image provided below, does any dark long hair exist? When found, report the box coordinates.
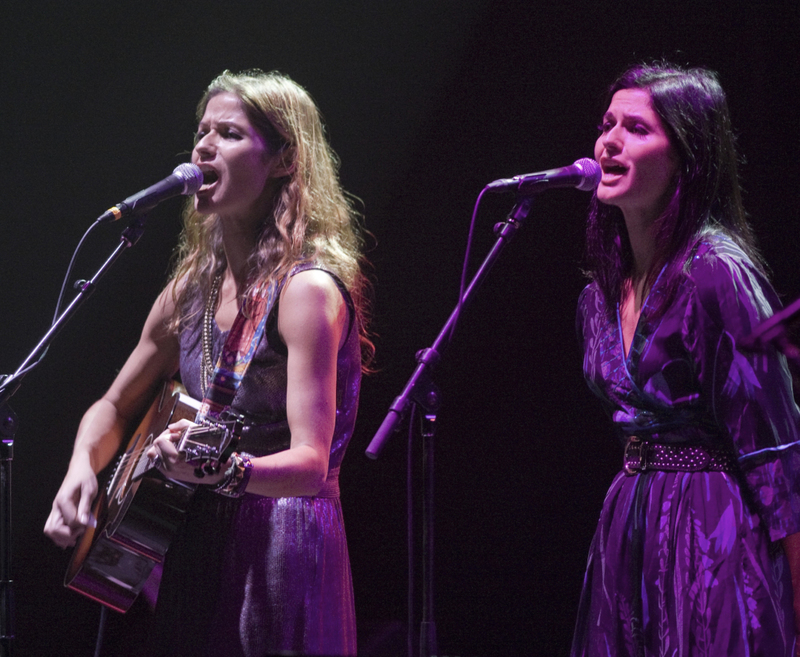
[584,62,764,319]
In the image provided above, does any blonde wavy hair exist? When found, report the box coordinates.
[169,69,373,366]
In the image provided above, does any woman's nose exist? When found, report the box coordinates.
[194,133,216,158]
[600,131,622,156]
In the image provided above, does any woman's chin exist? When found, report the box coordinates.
[596,189,621,207]
[193,196,215,215]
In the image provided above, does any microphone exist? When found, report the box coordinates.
[486,158,601,194]
[96,163,204,223]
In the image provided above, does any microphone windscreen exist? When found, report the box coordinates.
[173,163,204,195]
[573,158,601,191]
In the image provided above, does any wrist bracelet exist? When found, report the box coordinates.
[212,452,253,498]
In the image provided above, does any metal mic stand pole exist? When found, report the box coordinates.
[366,196,534,657]
[0,411,16,657]
[741,295,800,371]
[0,215,148,657]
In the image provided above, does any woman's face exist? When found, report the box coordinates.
[192,92,286,226]
[594,88,679,224]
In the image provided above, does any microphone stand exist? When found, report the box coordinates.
[741,294,800,370]
[0,215,149,657]
[366,196,534,657]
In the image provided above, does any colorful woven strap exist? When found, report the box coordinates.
[198,278,278,421]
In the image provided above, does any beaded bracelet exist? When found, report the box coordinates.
[212,452,253,498]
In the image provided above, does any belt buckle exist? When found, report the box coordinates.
[624,436,648,475]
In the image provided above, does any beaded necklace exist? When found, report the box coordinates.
[201,273,222,397]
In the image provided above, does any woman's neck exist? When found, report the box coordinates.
[220,219,259,289]
[624,207,659,283]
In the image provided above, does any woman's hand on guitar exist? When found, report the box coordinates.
[147,419,228,485]
[43,455,98,549]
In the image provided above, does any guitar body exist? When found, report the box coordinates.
[65,380,204,612]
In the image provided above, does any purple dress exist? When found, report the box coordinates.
[149,267,360,657]
[571,233,800,656]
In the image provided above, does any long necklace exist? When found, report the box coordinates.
[201,273,222,397]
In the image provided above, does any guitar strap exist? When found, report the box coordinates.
[197,277,279,422]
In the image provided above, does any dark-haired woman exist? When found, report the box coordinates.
[571,62,800,656]
[45,70,372,656]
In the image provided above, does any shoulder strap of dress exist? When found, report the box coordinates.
[282,262,357,342]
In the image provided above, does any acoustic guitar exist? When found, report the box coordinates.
[64,379,240,612]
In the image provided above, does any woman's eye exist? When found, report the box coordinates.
[598,122,613,134]
[218,127,241,140]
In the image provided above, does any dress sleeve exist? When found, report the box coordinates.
[686,239,800,541]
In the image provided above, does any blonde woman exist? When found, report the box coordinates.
[45,70,372,657]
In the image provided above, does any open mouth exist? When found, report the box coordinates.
[201,170,219,186]
[602,162,627,176]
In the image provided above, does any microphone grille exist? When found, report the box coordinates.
[173,163,204,195]
[573,158,601,192]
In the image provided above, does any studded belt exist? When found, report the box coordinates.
[623,436,738,475]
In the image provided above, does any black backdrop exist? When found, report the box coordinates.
[1,2,798,655]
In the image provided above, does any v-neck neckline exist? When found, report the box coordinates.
[617,303,643,363]
[615,264,667,363]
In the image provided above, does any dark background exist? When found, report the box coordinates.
[1,1,798,655]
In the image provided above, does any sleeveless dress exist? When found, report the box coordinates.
[571,233,800,656]
[149,267,360,657]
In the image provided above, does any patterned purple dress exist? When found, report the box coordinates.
[149,268,360,657]
[571,233,800,656]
